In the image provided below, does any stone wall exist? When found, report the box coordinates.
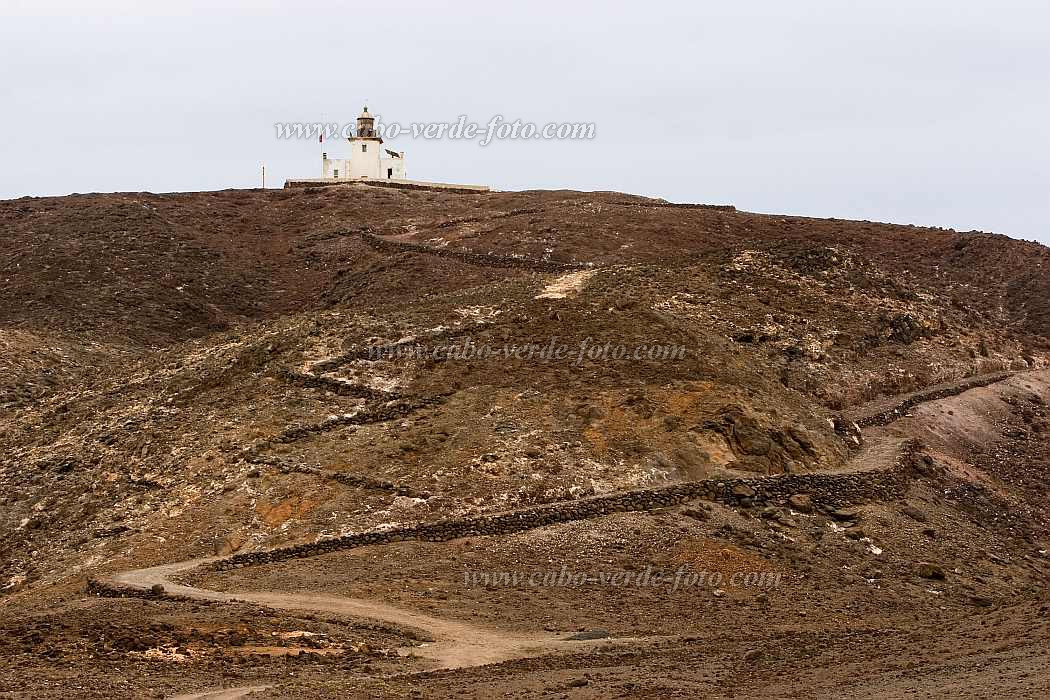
[284,179,490,194]
[359,231,585,272]
[613,200,736,212]
[242,394,447,459]
[207,441,919,573]
[249,457,430,500]
[849,372,1012,428]
[86,579,191,602]
[275,367,397,401]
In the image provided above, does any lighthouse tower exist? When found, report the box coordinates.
[348,107,382,179]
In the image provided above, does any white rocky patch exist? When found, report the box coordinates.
[536,270,597,299]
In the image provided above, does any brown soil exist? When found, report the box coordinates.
[1,184,1049,698]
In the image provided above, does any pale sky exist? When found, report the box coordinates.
[2,0,1048,243]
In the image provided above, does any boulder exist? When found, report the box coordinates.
[916,562,946,580]
[734,419,772,456]
[901,505,927,522]
[567,628,610,641]
[731,484,757,499]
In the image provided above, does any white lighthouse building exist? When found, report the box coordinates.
[286,104,488,192]
[321,107,406,181]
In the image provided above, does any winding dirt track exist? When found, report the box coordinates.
[112,559,629,672]
[105,370,1040,696]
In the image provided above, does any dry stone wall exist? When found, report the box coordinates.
[849,372,1012,428]
[359,231,585,272]
[275,368,397,401]
[207,442,920,573]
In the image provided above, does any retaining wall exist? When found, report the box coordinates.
[849,372,1012,428]
[208,442,919,572]
[359,231,585,272]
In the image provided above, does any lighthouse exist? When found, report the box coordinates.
[293,104,488,191]
[320,107,406,181]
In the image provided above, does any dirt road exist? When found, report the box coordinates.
[101,369,1048,698]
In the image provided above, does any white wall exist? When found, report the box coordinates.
[323,145,404,180]
[380,154,407,179]
[321,157,351,179]
[348,138,382,178]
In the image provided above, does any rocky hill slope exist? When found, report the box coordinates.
[0,184,1047,698]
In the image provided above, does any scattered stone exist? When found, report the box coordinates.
[901,505,927,522]
[567,629,610,641]
[844,527,867,540]
[744,649,764,662]
[682,507,709,521]
[788,494,813,513]
[916,562,946,580]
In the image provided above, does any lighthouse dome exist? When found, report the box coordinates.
[356,106,377,138]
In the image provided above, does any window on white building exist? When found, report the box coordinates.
[362,144,367,153]
[333,169,339,177]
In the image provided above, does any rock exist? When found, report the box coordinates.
[575,403,607,420]
[567,629,610,641]
[731,484,756,499]
[788,494,813,513]
[844,527,866,540]
[830,509,859,522]
[150,583,165,595]
[916,562,946,580]
[744,649,764,662]
[787,426,817,453]
[901,505,927,522]
[567,678,589,688]
[734,421,772,456]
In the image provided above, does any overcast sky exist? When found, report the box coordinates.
[2,1,1048,243]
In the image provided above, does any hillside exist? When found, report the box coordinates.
[0,184,1048,698]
